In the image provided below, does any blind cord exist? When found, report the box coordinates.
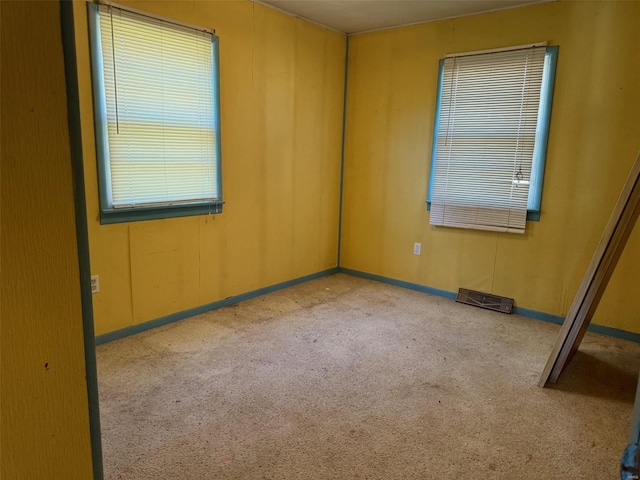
[109,5,120,134]
[513,51,531,187]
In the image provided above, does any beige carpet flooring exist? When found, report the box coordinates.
[97,273,640,479]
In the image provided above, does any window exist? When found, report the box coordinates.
[88,4,223,224]
[427,45,557,234]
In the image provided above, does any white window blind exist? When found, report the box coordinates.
[94,4,220,209]
[430,46,546,234]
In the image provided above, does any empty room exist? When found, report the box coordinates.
[2,0,640,479]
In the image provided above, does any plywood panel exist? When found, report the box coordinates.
[1,1,94,477]
[129,218,201,324]
[540,152,640,386]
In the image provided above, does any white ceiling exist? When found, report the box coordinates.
[256,0,554,34]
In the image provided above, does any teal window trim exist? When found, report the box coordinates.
[426,46,558,223]
[211,35,224,213]
[526,45,558,219]
[100,201,224,224]
[88,3,112,214]
[426,58,445,209]
[87,4,224,225]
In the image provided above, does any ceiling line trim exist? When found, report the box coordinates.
[348,0,556,36]
[250,0,347,35]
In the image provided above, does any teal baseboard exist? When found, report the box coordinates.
[338,267,640,344]
[584,323,640,344]
[95,267,339,345]
[95,265,640,346]
[339,267,457,300]
[511,306,565,324]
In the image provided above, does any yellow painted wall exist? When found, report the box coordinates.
[72,1,346,335]
[341,1,640,332]
[1,1,94,478]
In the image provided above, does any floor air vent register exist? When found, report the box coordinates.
[455,288,514,314]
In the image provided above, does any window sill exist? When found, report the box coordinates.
[100,201,224,225]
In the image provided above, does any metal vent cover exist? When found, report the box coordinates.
[456,288,514,314]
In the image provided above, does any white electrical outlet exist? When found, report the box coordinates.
[413,242,421,256]
[91,275,100,294]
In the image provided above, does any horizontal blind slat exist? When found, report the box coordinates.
[98,4,219,208]
[430,46,545,234]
